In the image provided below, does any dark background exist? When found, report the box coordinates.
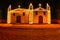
[0,0,60,19]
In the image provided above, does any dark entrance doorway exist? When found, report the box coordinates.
[39,16,43,24]
[16,16,21,23]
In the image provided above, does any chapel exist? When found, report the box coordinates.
[7,3,51,24]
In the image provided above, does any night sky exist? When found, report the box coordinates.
[0,0,60,19]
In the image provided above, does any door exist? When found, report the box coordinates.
[16,16,21,23]
[39,16,43,24]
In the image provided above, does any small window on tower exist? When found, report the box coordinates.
[23,12,25,16]
[13,13,15,16]
[30,6,32,10]
[44,11,46,15]
[35,11,38,15]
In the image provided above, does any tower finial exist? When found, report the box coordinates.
[46,3,50,10]
[29,3,33,9]
[18,5,21,8]
[39,3,41,8]
[30,3,33,6]
[8,5,11,12]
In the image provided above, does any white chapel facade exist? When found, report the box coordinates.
[7,3,51,24]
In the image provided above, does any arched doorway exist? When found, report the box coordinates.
[39,16,43,24]
[16,16,21,23]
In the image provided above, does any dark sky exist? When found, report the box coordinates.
[0,0,60,19]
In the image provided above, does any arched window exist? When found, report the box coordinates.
[13,13,15,16]
[43,11,46,15]
[35,11,38,15]
[23,12,25,16]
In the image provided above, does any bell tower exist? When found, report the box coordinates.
[46,3,51,24]
[29,3,34,24]
[7,5,11,24]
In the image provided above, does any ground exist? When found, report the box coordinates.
[0,24,60,40]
